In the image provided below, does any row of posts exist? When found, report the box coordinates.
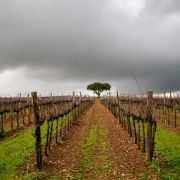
[114,90,154,162]
[31,91,86,169]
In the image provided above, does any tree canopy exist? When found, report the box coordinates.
[87,82,111,97]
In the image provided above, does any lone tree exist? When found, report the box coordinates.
[87,82,111,98]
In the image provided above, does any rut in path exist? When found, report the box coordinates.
[24,100,159,179]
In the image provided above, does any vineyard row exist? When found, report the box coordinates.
[101,90,180,162]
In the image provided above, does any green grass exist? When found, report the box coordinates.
[150,160,179,180]
[21,172,48,180]
[140,173,148,180]
[0,128,36,179]
[155,125,180,170]
[76,124,97,179]
[101,161,111,173]
[0,119,58,180]
[150,125,180,179]
[98,130,112,173]
[75,109,99,179]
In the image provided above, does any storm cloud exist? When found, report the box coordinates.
[0,0,179,94]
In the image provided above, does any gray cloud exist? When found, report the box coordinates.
[0,0,179,94]
[142,0,180,16]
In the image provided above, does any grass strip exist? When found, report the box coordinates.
[0,119,58,180]
[150,125,180,179]
[75,124,97,179]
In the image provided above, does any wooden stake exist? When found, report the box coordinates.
[163,92,167,124]
[31,92,42,169]
[117,91,120,123]
[146,90,153,162]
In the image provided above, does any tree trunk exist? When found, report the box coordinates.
[96,92,101,98]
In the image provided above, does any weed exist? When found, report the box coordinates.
[101,161,111,173]
[150,160,179,180]
[140,173,148,180]
[22,172,48,180]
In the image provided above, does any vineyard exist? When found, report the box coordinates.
[0,93,92,136]
[0,91,180,179]
[101,91,180,154]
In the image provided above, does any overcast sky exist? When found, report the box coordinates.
[0,0,179,96]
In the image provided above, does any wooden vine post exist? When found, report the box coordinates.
[163,92,166,124]
[116,91,120,123]
[80,92,82,113]
[146,90,153,162]
[10,97,14,131]
[31,92,42,169]
[174,98,177,128]
[26,93,32,124]
[72,92,76,125]
[0,97,3,134]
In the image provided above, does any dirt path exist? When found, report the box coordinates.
[18,100,160,179]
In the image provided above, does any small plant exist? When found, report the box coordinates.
[102,161,111,173]
[22,172,48,180]
[150,160,179,180]
[140,173,148,180]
